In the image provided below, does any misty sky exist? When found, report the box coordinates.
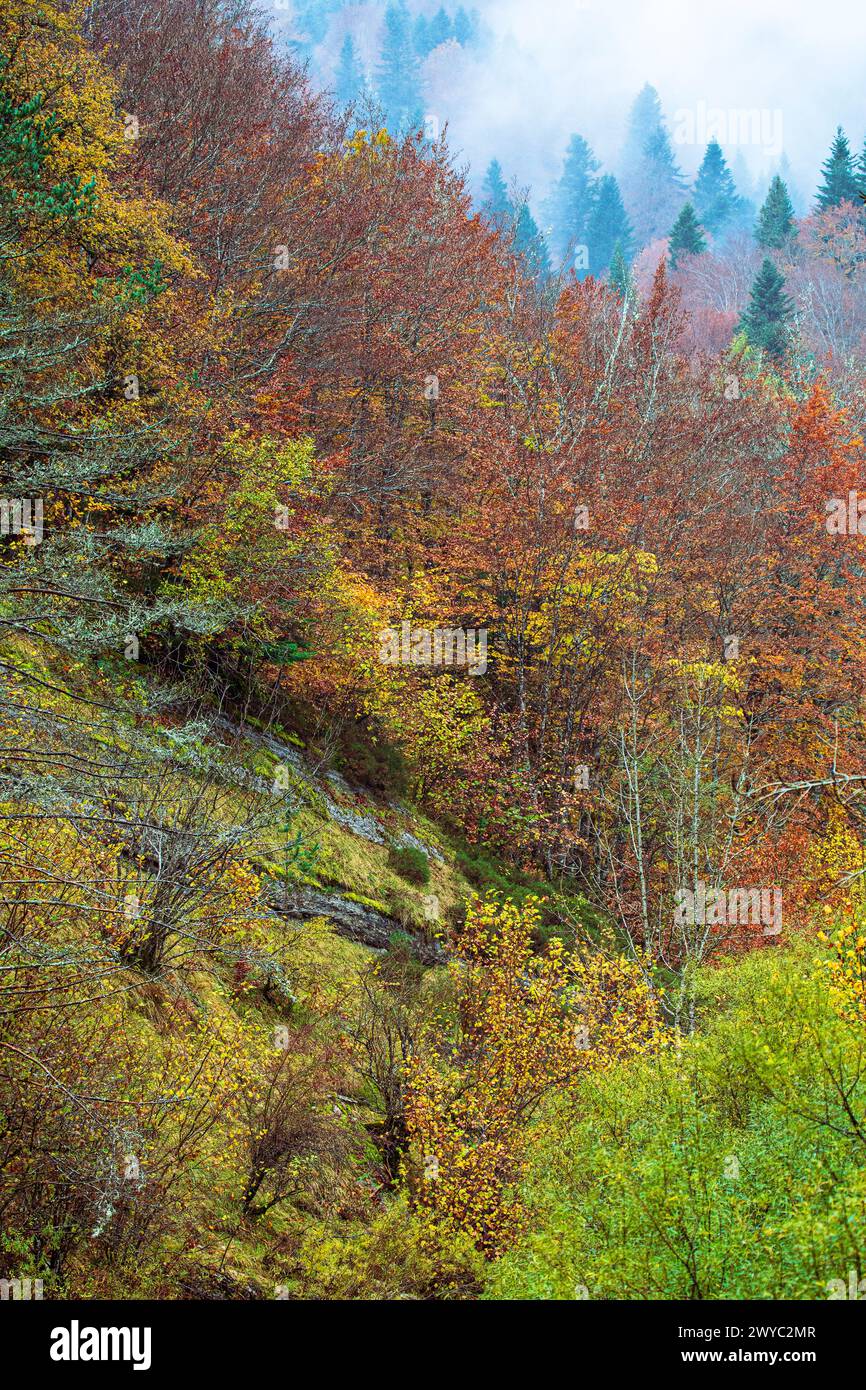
[282,0,866,213]
[446,0,866,203]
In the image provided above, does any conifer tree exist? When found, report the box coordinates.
[731,150,755,203]
[334,34,364,110]
[481,159,512,229]
[619,84,686,246]
[293,0,335,46]
[777,153,803,217]
[816,127,860,209]
[755,175,795,249]
[453,7,475,45]
[428,6,453,48]
[514,200,551,281]
[377,1,421,133]
[621,84,666,170]
[548,133,599,261]
[668,201,706,268]
[739,257,794,360]
[413,13,431,57]
[692,140,745,236]
[586,174,633,276]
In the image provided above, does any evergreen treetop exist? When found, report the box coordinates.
[549,133,599,259]
[334,34,364,110]
[668,201,707,267]
[816,127,860,210]
[692,139,746,236]
[481,158,512,228]
[514,200,551,281]
[739,256,795,360]
[756,175,795,249]
[377,0,421,133]
[586,173,633,276]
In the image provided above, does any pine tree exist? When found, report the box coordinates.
[377,1,421,133]
[858,136,866,192]
[334,34,364,110]
[620,86,687,247]
[668,201,706,268]
[692,140,745,236]
[514,200,551,281]
[609,242,635,302]
[481,159,512,229]
[816,127,860,210]
[740,257,794,360]
[548,133,599,262]
[755,175,795,250]
[585,174,633,276]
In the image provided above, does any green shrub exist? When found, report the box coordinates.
[390,843,430,885]
[337,720,408,796]
[486,940,866,1301]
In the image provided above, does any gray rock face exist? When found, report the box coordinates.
[394,828,444,864]
[269,885,446,966]
[209,720,450,963]
[210,717,392,844]
[322,799,387,844]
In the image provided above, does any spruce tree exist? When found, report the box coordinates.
[858,135,866,192]
[740,257,794,360]
[548,133,599,261]
[514,201,551,281]
[428,6,453,48]
[293,0,334,46]
[334,34,364,110]
[778,153,803,217]
[619,84,687,247]
[621,84,666,170]
[481,159,512,229]
[643,127,686,191]
[413,14,431,58]
[755,175,795,249]
[816,127,860,209]
[377,1,421,133]
[668,202,706,268]
[731,151,755,203]
[692,140,745,236]
[586,174,633,276]
[453,7,475,45]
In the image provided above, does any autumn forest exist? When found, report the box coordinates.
[3,0,866,1324]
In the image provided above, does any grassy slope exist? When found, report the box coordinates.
[2,637,493,1295]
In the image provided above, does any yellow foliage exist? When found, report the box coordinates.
[404,895,665,1257]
